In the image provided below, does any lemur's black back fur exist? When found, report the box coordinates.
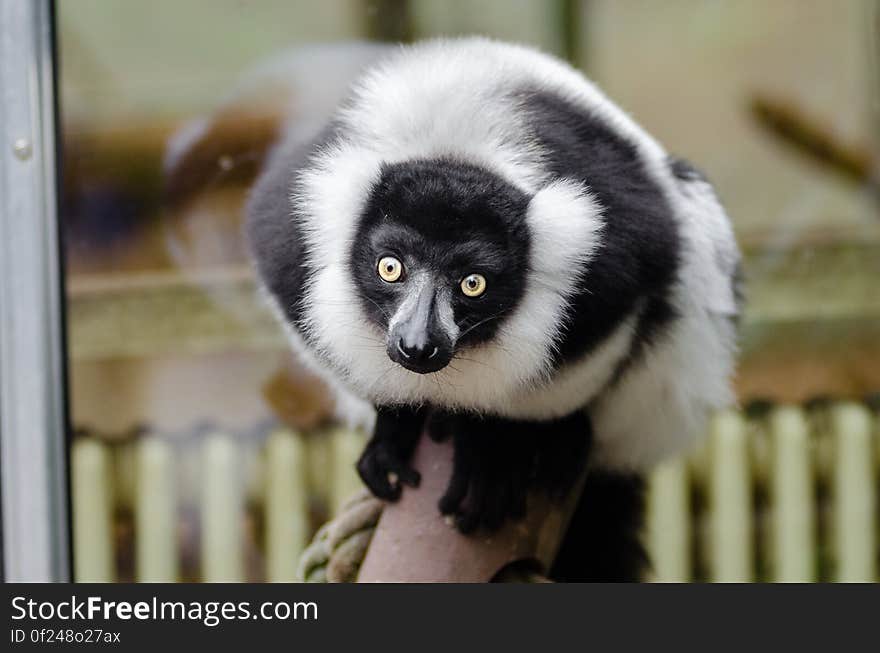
[246,136,312,332]
[519,90,682,372]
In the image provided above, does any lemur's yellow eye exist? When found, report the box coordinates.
[377,256,403,282]
[461,273,486,297]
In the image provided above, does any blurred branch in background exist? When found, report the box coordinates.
[871,0,880,149]
[750,95,879,204]
[362,0,414,42]
[557,0,582,66]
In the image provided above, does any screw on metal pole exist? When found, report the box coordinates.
[12,138,33,161]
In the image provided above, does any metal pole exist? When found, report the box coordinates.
[0,0,70,582]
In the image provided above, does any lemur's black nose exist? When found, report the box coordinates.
[386,278,454,373]
[389,336,451,374]
[397,338,436,363]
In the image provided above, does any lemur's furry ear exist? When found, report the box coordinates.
[525,179,605,292]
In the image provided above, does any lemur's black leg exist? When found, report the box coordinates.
[429,410,592,534]
[357,405,426,501]
[549,470,648,582]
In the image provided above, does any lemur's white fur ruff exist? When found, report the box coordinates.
[267,38,739,471]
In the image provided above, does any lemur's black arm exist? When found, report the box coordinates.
[358,405,591,534]
[428,410,592,533]
[357,406,647,580]
[357,404,427,501]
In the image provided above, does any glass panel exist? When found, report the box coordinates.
[58,0,878,582]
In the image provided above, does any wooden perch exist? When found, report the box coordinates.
[300,425,584,583]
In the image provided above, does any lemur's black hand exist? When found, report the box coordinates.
[441,425,531,533]
[357,405,426,501]
[430,411,592,534]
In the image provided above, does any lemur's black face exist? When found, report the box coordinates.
[350,159,530,374]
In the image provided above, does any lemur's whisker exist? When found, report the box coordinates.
[361,296,392,320]
[363,361,398,391]
[452,355,500,373]
[457,310,512,340]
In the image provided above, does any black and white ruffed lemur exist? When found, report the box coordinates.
[245,38,741,582]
